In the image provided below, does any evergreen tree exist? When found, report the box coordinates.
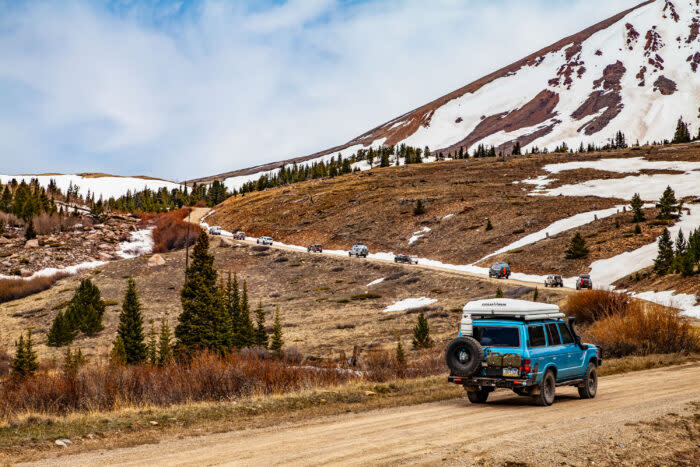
[672,117,691,144]
[533,287,539,302]
[65,279,105,336]
[634,223,642,235]
[232,281,255,348]
[146,319,158,365]
[675,229,687,256]
[486,218,493,231]
[253,301,268,348]
[47,310,77,347]
[269,306,284,354]
[157,315,173,366]
[413,200,425,216]
[565,232,589,259]
[24,219,36,240]
[110,336,127,365]
[654,228,674,274]
[379,151,390,167]
[63,347,87,374]
[511,141,521,156]
[630,193,645,223]
[116,278,147,364]
[175,230,229,356]
[495,287,504,298]
[657,186,679,219]
[412,309,433,349]
[395,335,406,367]
[11,330,39,379]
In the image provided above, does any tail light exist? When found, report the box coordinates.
[520,358,531,375]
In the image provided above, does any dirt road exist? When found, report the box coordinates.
[30,363,700,466]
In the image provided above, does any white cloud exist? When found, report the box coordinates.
[0,0,642,180]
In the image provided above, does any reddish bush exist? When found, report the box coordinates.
[563,290,631,323]
[138,208,197,253]
[583,302,700,357]
[0,272,71,303]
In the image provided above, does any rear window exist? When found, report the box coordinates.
[474,326,520,348]
[545,323,562,346]
[528,325,546,347]
[557,323,575,345]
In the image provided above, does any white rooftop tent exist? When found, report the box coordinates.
[460,299,565,336]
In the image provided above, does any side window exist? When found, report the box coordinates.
[557,323,575,345]
[545,323,562,346]
[528,325,546,347]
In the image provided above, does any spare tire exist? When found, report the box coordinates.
[446,336,483,377]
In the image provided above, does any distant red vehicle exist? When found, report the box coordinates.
[233,232,245,240]
[307,244,323,253]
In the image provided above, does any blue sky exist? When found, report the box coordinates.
[0,0,642,180]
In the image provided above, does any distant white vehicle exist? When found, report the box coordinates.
[257,236,273,245]
[209,226,222,235]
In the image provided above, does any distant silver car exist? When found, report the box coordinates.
[544,275,564,288]
[257,236,273,245]
[349,243,369,258]
[208,226,222,235]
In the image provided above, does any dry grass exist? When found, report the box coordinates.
[563,289,631,323]
[0,272,71,304]
[139,208,196,253]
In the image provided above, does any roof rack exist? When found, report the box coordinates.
[468,311,566,321]
[462,299,565,322]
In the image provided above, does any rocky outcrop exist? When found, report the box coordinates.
[572,61,626,136]
[147,254,165,267]
[653,75,678,95]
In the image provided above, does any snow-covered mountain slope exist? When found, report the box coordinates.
[0,173,182,199]
[201,0,700,189]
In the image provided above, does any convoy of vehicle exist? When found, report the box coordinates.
[394,253,418,264]
[544,275,564,288]
[488,262,511,279]
[256,236,274,245]
[348,243,369,258]
[576,274,593,290]
[445,299,601,406]
[307,244,323,253]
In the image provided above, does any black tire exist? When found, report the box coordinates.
[578,362,598,399]
[348,252,352,257]
[445,337,483,377]
[466,388,490,404]
[533,370,556,406]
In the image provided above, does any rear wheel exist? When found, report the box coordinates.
[578,362,598,399]
[466,388,491,404]
[534,370,556,406]
[445,337,483,377]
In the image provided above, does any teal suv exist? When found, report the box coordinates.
[446,299,602,406]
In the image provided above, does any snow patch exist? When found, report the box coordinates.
[116,228,155,259]
[629,290,698,311]
[384,297,437,313]
[408,227,431,246]
[0,261,106,281]
[367,277,385,287]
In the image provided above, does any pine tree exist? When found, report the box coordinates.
[565,232,589,259]
[232,281,255,348]
[486,218,493,231]
[657,186,679,219]
[675,229,687,256]
[64,279,105,336]
[412,310,433,349]
[395,335,406,367]
[495,287,504,298]
[63,347,87,374]
[630,193,645,223]
[157,315,173,366]
[146,319,157,365]
[533,287,539,301]
[269,306,284,355]
[11,330,38,379]
[24,219,36,240]
[253,301,268,348]
[511,141,521,156]
[672,117,691,144]
[634,223,642,235]
[413,200,425,216]
[654,228,674,274]
[47,310,77,347]
[176,230,229,356]
[110,335,127,366]
[116,278,147,364]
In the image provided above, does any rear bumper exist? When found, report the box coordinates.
[448,375,535,389]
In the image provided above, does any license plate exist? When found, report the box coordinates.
[503,367,519,377]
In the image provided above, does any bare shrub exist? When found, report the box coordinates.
[563,290,631,323]
[583,302,700,358]
[32,214,62,235]
[139,208,196,253]
[0,272,71,303]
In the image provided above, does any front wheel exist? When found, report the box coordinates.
[578,362,598,399]
[533,370,556,406]
[466,388,490,404]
